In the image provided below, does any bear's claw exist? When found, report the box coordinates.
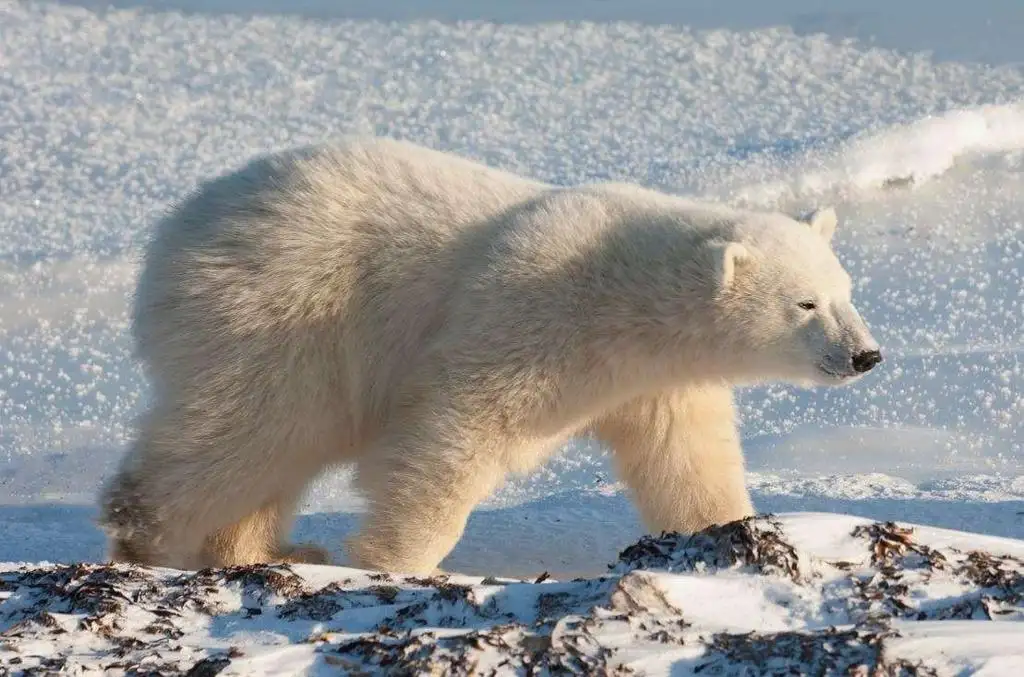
[278,543,331,565]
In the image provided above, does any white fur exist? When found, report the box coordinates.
[98,138,880,574]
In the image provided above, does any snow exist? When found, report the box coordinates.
[1,0,1023,672]
[2,515,1023,674]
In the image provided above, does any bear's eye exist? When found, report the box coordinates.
[797,301,817,311]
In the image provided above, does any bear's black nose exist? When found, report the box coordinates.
[852,350,882,373]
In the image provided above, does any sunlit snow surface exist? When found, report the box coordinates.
[0,0,1023,583]
[3,515,1024,675]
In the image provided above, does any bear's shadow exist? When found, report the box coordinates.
[2,492,1023,580]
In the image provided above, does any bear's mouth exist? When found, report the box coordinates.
[818,364,855,381]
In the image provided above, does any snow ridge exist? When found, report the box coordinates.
[724,102,1024,209]
[2,514,1022,675]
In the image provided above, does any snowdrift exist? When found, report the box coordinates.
[2,513,1022,675]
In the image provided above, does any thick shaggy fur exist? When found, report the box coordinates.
[99,138,879,574]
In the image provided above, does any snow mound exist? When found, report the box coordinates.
[726,102,1024,208]
[3,513,1022,675]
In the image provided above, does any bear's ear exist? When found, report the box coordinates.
[802,206,838,243]
[711,241,752,290]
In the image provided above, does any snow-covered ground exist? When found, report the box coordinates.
[1,0,1023,672]
[3,514,1023,674]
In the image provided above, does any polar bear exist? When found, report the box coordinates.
[99,137,882,575]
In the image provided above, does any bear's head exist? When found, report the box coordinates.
[707,207,881,387]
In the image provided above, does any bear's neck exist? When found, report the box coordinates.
[550,211,734,390]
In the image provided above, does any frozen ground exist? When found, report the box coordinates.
[0,1,1023,669]
[2,514,1024,675]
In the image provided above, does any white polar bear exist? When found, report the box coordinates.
[99,137,882,575]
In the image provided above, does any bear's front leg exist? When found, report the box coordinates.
[346,426,509,575]
[593,384,754,534]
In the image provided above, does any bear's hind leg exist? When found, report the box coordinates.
[200,493,329,567]
[100,406,331,570]
[593,384,754,535]
[345,428,508,575]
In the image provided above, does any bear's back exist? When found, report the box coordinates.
[135,139,546,338]
[130,139,553,417]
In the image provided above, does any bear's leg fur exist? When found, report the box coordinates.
[200,494,329,567]
[345,426,509,575]
[100,404,331,570]
[594,384,755,534]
